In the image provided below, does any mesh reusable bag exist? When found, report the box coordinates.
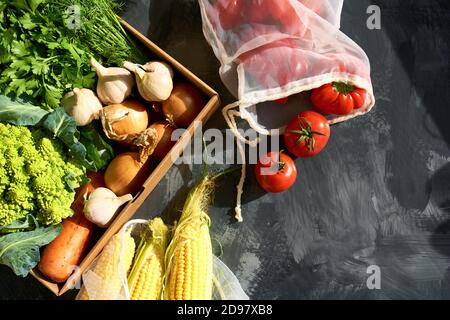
[77,220,249,300]
[76,220,139,300]
[198,0,376,220]
[212,255,249,300]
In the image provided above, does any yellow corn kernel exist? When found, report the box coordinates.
[128,218,169,300]
[164,174,215,300]
[130,253,163,299]
[164,212,213,300]
[77,230,135,300]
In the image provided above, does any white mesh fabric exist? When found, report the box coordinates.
[199,0,375,133]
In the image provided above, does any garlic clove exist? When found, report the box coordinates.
[62,88,103,127]
[123,60,174,102]
[83,187,133,228]
[91,57,135,105]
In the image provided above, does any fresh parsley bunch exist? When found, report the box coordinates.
[0,0,144,110]
[0,1,96,109]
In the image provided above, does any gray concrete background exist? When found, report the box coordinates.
[1,0,449,300]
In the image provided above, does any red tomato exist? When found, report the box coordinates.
[216,0,245,30]
[255,151,297,193]
[266,0,290,21]
[236,25,307,89]
[322,53,369,78]
[311,54,369,82]
[238,36,297,61]
[266,0,306,36]
[284,111,330,158]
[241,43,308,88]
[275,97,289,104]
[311,82,367,115]
[311,57,346,75]
[247,0,270,24]
[284,50,308,85]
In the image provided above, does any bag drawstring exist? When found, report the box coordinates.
[222,102,259,222]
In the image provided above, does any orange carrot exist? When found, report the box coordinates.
[38,172,104,283]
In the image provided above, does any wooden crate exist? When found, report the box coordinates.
[30,19,220,296]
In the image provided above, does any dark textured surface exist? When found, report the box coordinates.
[1,0,450,300]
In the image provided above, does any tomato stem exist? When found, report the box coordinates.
[288,116,325,152]
[333,82,354,95]
[277,150,286,172]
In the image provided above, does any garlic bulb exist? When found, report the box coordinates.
[61,88,103,126]
[123,61,173,102]
[83,187,133,228]
[91,57,135,105]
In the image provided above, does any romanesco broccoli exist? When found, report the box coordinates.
[0,123,86,226]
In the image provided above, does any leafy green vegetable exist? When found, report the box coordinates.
[41,108,114,171]
[56,0,146,65]
[42,107,85,155]
[41,107,97,171]
[0,1,95,109]
[0,215,38,235]
[0,96,114,171]
[0,224,62,277]
[0,95,49,126]
[0,99,92,169]
[80,123,115,171]
[0,0,145,109]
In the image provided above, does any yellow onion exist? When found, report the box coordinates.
[149,121,177,161]
[104,152,152,196]
[162,83,205,128]
[101,100,150,143]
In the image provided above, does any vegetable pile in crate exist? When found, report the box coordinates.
[0,0,220,296]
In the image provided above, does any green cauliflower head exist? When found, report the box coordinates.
[0,123,86,226]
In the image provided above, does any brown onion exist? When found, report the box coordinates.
[162,83,205,128]
[104,152,152,196]
[149,121,177,161]
[101,100,150,143]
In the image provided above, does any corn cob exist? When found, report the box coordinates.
[127,218,170,300]
[164,175,214,300]
[77,229,135,300]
